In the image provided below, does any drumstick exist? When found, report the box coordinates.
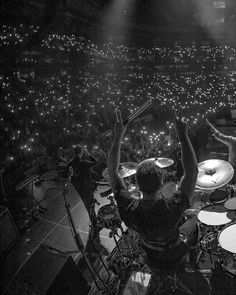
[105,98,153,137]
[125,99,152,124]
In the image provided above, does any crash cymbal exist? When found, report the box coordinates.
[145,157,174,168]
[102,162,137,179]
[196,159,234,190]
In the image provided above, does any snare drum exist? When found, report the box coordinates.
[97,204,121,230]
[197,204,233,226]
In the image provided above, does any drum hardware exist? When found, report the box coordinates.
[107,229,145,279]
[97,204,139,271]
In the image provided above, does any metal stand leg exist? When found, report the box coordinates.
[63,172,112,294]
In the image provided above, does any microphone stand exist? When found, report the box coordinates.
[63,168,111,293]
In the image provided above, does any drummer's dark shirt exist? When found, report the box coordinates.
[114,186,190,267]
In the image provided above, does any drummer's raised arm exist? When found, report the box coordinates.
[173,108,198,202]
[108,110,127,193]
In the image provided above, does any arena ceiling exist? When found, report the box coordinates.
[0,0,236,42]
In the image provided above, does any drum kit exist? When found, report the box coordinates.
[97,158,236,277]
[195,159,236,276]
[98,158,175,230]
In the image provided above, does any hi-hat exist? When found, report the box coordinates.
[196,159,234,190]
[102,162,137,179]
[147,157,174,168]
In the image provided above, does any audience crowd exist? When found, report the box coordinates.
[0,25,236,189]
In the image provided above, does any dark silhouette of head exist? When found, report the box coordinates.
[74,145,83,157]
[136,159,163,195]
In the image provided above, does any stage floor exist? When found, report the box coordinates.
[1,174,236,294]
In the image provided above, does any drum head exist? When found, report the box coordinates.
[209,189,228,204]
[224,198,236,210]
[197,204,233,226]
[218,223,236,254]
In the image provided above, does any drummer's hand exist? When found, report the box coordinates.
[172,107,187,140]
[113,110,127,140]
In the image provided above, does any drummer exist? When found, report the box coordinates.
[108,108,199,270]
[206,119,236,184]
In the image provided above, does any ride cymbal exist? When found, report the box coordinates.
[196,159,234,190]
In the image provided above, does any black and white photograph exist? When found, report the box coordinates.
[1,1,236,294]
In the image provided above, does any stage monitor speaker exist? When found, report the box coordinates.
[9,244,90,295]
[0,206,19,259]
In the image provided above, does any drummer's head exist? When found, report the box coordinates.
[136,159,163,197]
[74,145,83,158]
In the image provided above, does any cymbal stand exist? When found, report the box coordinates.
[63,169,111,294]
[108,225,139,273]
[87,196,112,283]
[196,224,218,268]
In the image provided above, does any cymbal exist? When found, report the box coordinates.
[196,159,234,190]
[148,157,174,168]
[102,162,137,179]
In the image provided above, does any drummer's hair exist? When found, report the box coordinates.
[136,160,163,194]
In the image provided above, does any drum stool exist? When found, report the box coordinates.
[146,258,193,294]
